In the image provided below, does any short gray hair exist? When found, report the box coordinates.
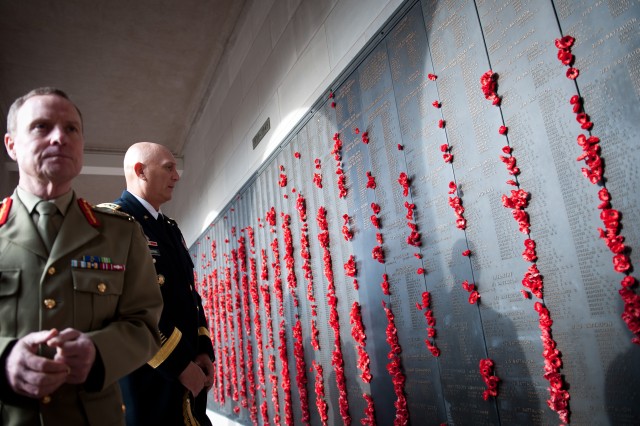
[6,87,83,134]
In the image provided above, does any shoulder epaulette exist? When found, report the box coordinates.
[78,198,101,227]
[0,197,12,227]
[94,202,135,221]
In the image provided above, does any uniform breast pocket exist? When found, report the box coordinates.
[71,269,124,331]
[0,269,20,336]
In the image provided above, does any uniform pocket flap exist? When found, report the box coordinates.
[72,269,123,296]
[0,269,20,297]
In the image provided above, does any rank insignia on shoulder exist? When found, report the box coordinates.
[78,198,101,227]
[0,197,12,227]
[71,256,125,271]
[96,202,121,211]
[148,240,158,247]
[94,203,134,221]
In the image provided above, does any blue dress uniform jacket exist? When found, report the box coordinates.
[0,191,163,426]
[110,191,213,426]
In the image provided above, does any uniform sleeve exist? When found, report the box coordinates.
[147,224,213,378]
[87,220,163,389]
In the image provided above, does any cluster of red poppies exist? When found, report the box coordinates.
[398,172,410,196]
[259,249,275,349]
[209,272,223,403]
[270,238,285,317]
[344,255,358,290]
[342,213,354,241]
[480,70,501,106]
[238,238,256,415]
[279,171,287,188]
[534,302,569,424]
[296,199,320,350]
[361,393,376,425]
[349,301,372,383]
[555,36,639,343]
[419,292,440,356]
[481,68,571,422]
[296,193,307,222]
[366,171,377,189]
[277,322,294,425]
[438,143,452,164]
[461,280,479,305]
[292,320,310,424]
[448,183,467,230]
[381,273,391,295]
[316,206,351,424]
[248,252,268,421]
[382,301,408,425]
[281,214,299,305]
[501,189,531,234]
[231,250,249,406]
[269,373,281,425]
[312,360,329,425]
[479,358,500,400]
[555,35,579,80]
[224,264,240,403]
[499,145,520,176]
[332,133,348,198]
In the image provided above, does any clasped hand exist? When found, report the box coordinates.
[5,328,96,398]
[179,353,214,396]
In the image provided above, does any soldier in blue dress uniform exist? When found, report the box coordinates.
[103,142,214,426]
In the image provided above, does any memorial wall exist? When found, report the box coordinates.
[190,0,640,424]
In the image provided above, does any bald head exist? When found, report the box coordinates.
[124,142,180,210]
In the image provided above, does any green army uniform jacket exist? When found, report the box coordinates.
[0,191,163,426]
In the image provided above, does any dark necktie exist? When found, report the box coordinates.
[36,201,59,252]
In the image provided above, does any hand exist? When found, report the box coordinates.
[47,328,96,385]
[178,361,206,396]
[194,353,214,391]
[5,329,70,398]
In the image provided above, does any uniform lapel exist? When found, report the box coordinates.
[49,194,99,264]
[0,193,48,259]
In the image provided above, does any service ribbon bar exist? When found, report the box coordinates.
[72,256,125,271]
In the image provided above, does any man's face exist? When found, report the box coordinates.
[142,148,180,209]
[5,94,84,188]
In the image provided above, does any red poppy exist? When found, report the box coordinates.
[555,35,575,49]
[428,73,437,81]
[433,100,441,108]
[566,67,579,79]
[557,49,574,65]
[499,125,508,135]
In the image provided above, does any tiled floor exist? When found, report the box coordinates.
[207,409,244,426]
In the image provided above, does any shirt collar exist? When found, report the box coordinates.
[17,187,74,216]
[127,190,161,219]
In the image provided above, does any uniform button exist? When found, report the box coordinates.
[43,299,56,309]
[47,267,56,275]
[97,283,107,293]
[121,403,126,412]
[152,258,156,264]
[157,274,165,286]
[41,395,51,404]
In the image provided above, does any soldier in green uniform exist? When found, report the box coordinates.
[0,87,163,425]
